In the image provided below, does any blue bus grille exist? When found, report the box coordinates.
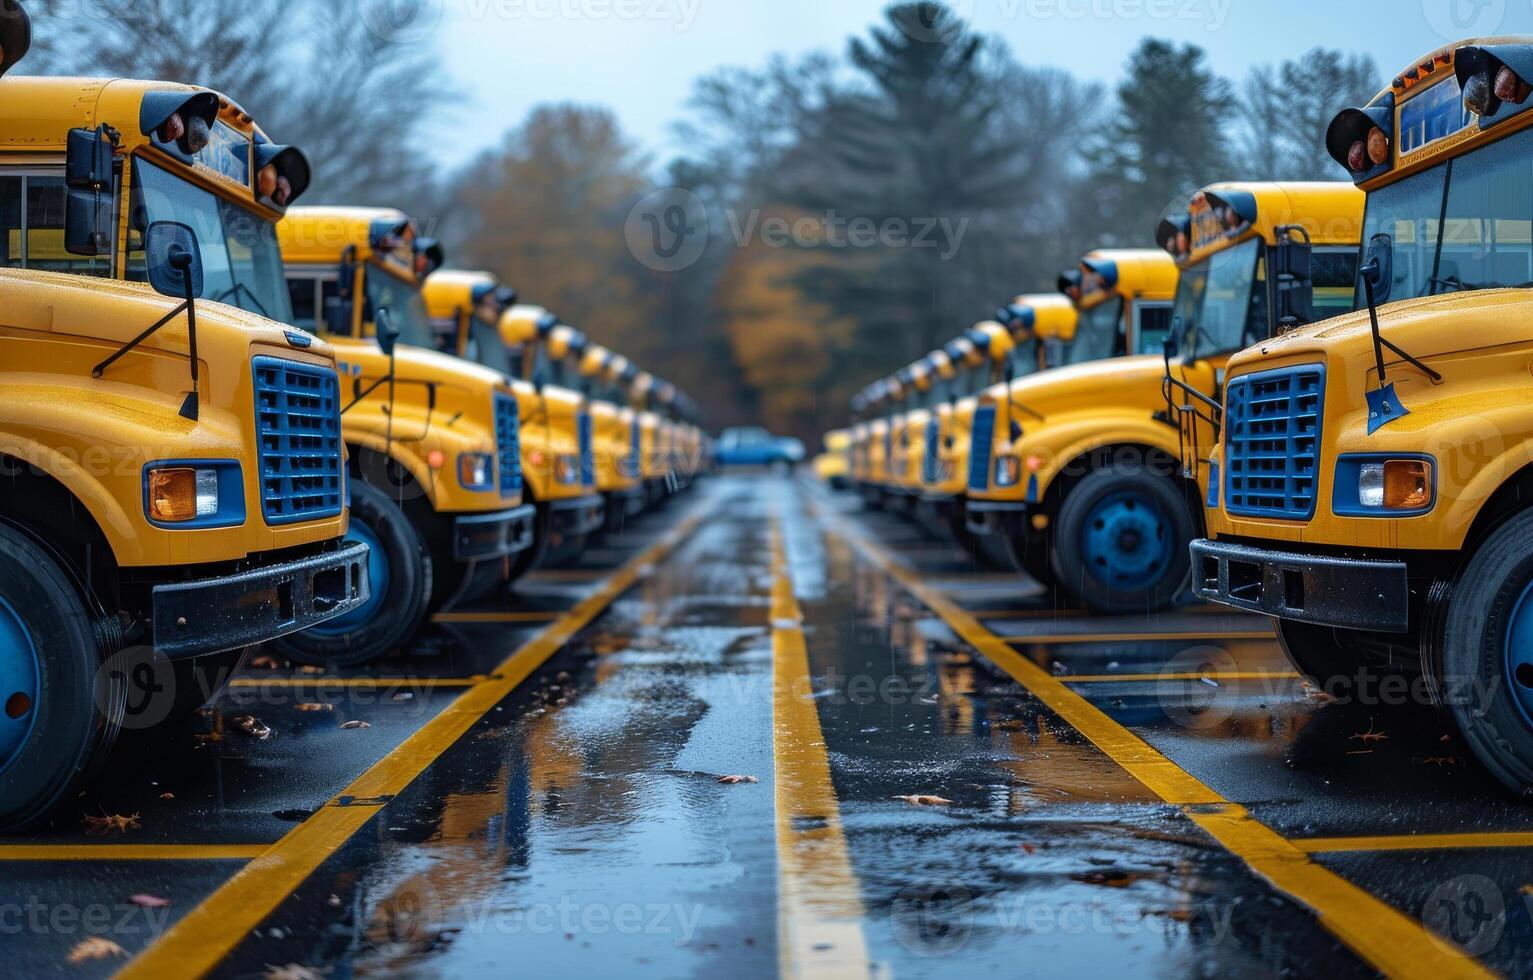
[579,413,595,486]
[923,418,941,484]
[968,406,996,492]
[252,357,343,525]
[1224,364,1325,520]
[495,392,522,498]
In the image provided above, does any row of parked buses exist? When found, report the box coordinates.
[0,0,706,831]
[828,37,1533,795]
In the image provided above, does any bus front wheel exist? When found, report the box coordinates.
[1050,466,1193,614]
[0,523,125,833]
[1440,510,1533,794]
[270,481,432,668]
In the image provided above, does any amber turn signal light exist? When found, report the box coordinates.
[1383,459,1433,509]
[148,468,198,522]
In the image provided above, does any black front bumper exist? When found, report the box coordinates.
[550,494,605,538]
[452,504,537,562]
[151,541,372,660]
[1189,538,1411,633]
[964,499,1029,538]
[609,488,648,517]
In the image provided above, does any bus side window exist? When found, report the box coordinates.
[287,278,319,331]
[0,175,114,276]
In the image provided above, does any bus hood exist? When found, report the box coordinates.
[999,355,1168,419]
[7,268,335,361]
[1231,289,1533,373]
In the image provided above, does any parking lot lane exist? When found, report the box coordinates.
[810,488,1497,979]
[115,491,718,980]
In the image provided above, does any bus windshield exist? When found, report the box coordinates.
[1012,338,1039,379]
[129,159,291,322]
[1359,126,1533,302]
[1064,297,1123,365]
[1172,237,1262,358]
[363,267,435,349]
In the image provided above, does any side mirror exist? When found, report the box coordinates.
[1361,233,1394,306]
[143,221,203,299]
[64,126,116,256]
[375,306,400,358]
[1272,227,1314,330]
[0,0,32,79]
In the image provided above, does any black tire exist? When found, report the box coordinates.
[1438,510,1533,794]
[0,524,124,833]
[269,481,432,668]
[1275,619,1391,693]
[1050,464,1196,614]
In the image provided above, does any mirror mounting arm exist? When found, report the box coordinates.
[89,257,200,420]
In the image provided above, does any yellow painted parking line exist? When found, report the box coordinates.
[814,503,1494,980]
[1296,832,1533,854]
[117,501,714,980]
[0,845,267,861]
[431,611,566,623]
[228,676,485,689]
[770,518,870,980]
[1062,670,1301,684]
[1002,630,1274,645]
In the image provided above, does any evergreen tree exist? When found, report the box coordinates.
[1083,39,1236,247]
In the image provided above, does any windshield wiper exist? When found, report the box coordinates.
[210,281,270,318]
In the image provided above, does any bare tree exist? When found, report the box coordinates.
[23,0,448,204]
[1237,49,1380,181]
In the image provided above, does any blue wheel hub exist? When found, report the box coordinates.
[1502,580,1533,729]
[0,597,40,773]
[1080,490,1172,591]
[309,520,390,637]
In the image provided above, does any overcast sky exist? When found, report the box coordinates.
[415,0,1533,172]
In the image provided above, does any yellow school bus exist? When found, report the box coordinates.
[1190,41,1533,791]
[574,342,647,528]
[278,211,537,661]
[628,370,678,506]
[0,5,371,828]
[429,281,604,569]
[814,429,852,489]
[914,321,1017,547]
[964,249,1179,608]
[887,359,934,513]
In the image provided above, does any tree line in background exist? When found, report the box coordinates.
[31,0,1378,441]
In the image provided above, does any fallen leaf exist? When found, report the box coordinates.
[83,813,141,836]
[716,775,758,785]
[1021,843,1037,855]
[248,654,282,670]
[232,715,273,740]
[67,937,127,963]
[340,720,371,730]
[1071,869,1147,888]
[295,703,334,713]
[263,965,324,980]
[893,795,953,807]
[298,665,326,675]
[129,894,171,909]
[1350,720,1388,744]
[159,792,175,800]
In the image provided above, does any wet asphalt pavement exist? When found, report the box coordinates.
[4,475,1533,978]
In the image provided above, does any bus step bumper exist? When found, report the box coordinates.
[1189,538,1410,633]
[453,505,538,562]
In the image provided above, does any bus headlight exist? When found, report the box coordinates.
[995,456,1021,488]
[1354,459,1433,510]
[457,453,494,491]
[147,467,220,522]
[554,454,582,485]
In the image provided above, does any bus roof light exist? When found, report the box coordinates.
[253,143,312,208]
[1456,45,1533,129]
[1325,97,1395,181]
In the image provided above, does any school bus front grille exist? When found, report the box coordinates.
[252,357,344,526]
[1223,364,1324,521]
